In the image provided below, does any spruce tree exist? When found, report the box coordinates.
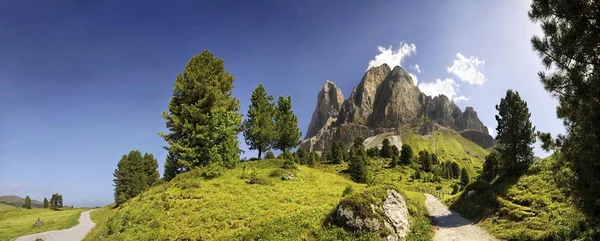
[243,84,276,160]
[482,152,501,182]
[295,148,307,165]
[529,0,600,216]
[273,96,301,153]
[419,150,432,172]
[495,90,536,176]
[451,162,460,179]
[348,138,369,183]
[22,196,31,209]
[43,197,48,209]
[265,151,275,159]
[460,168,470,185]
[160,50,241,180]
[113,150,159,206]
[142,153,160,187]
[380,139,391,158]
[400,144,413,165]
[50,193,63,210]
[330,141,345,164]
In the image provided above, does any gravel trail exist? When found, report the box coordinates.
[14,210,95,241]
[425,194,497,241]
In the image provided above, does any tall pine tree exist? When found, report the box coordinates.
[22,196,31,209]
[400,144,413,165]
[43,197,48,209]
[529,0,600,216]
[160,50,241,180]
[348,138,369,183]
[113,150,159,206]
[243,84,276,160]
[273,96,301,152]
[495,90,536,176]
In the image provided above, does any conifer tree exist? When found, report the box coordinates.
[273,96,301,153]
[482,152,501,182]
[43,197,48,209]
[243,84,276,160]
[50,193,63,210]
[113,150,159,206]
[160,50,241,180]
[380,139,391,158]
[142,153,160,187]
[529,0,600,215]
[22,196,31,209]
[265,151,275,159]
[419,150,432,172]
[451,162,460,179]
[348,138,369,183]
[460,168,470,185]
[330,141,345,164]
[400,144,413,165]
[495,90,536,175]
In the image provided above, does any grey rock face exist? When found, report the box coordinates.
[337,64,391,126]
[420,94,463,127]
[334,190,410,241]
[455,107,488,134]
[370,66,422,128]
[461,130,495,149]
[305,81,345,139]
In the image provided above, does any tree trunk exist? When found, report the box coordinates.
[258,149,262,160]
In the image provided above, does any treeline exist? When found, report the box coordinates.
[19,193,63,210]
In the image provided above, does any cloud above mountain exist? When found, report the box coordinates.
[446,53,487,85]
[418,78,468,102]
[367,42,416,70]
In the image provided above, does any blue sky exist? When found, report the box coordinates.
[0,0,563,207]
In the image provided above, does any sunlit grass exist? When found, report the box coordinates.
[0,207,85,240]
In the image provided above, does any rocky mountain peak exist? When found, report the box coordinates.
[455,106,488,134]
[304,80,345,139]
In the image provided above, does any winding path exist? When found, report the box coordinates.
[14,210,95,241]
[425,194,497,241]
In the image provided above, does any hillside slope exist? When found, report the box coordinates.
[86,159,433,240]
[0,195,45,208]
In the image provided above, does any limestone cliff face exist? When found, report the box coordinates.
[301,64,494,152]
[337,64,391,126]
[370,66,422,128]
[305,81,345,139]
[455,107,488,134]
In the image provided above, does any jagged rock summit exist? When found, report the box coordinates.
[301,64,494,152]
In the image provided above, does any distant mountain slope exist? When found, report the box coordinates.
[0,195,45,208]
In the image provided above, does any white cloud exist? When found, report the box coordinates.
[412,64,421,73]
[487,127,496,137]
[408,72,419,86]
[418,78,468,102]
[446,53,487,85]
[454,96,469,102]
[367,42,416,70]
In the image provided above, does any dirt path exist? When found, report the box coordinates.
[14,210,95,241]
[425,194,497,241]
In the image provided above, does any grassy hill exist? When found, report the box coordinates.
[446,155,598,240]
[0,207,85,240]
[0,195,45,208]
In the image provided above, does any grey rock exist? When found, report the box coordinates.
[282,173,295,181]
[460,130,495,149]
[370,66,422,128]
[455,107,488,134]
[305,81,345,139]
[334,190,410,241]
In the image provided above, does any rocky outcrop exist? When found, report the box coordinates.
[337,64,391,126]
[455,107,488,134]
[301,64,495,152]
[461,130,495,149]
[305,81,345,139]
[370,66,422,128]
[335,190,410,241]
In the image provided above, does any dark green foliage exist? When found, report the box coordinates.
[400,144,413,165]
[49,193,63,210]
[342,185,353,197]
[452,184,460,195]
[308,151,319,166]
[451,162,460,179]
[347,138,369,183]
[281,150,297,169]
[366,146,380,157]
[329,141,345,164]
[461,168,470,185]
[495,90,536,176]
[482,152,501,182]
[431,153,439,165]
[390,153,399,167]
[22,196,31,209]
[380,139,391,158]
[43,197,48,209]
[243,84,276,160]
[265,151,275,159]
[418,150,432,172]
[113,150,159,206]
[273,96,302,153]
[295,148,307,165]
[160,50,241,180]
[529,0,600,217]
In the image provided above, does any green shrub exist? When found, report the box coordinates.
[342,185,353,197]
[265,151,275,159]
[202,163,224,179]
[247,170,272,185]
[268,168,286,178]
[451,184,460,195]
